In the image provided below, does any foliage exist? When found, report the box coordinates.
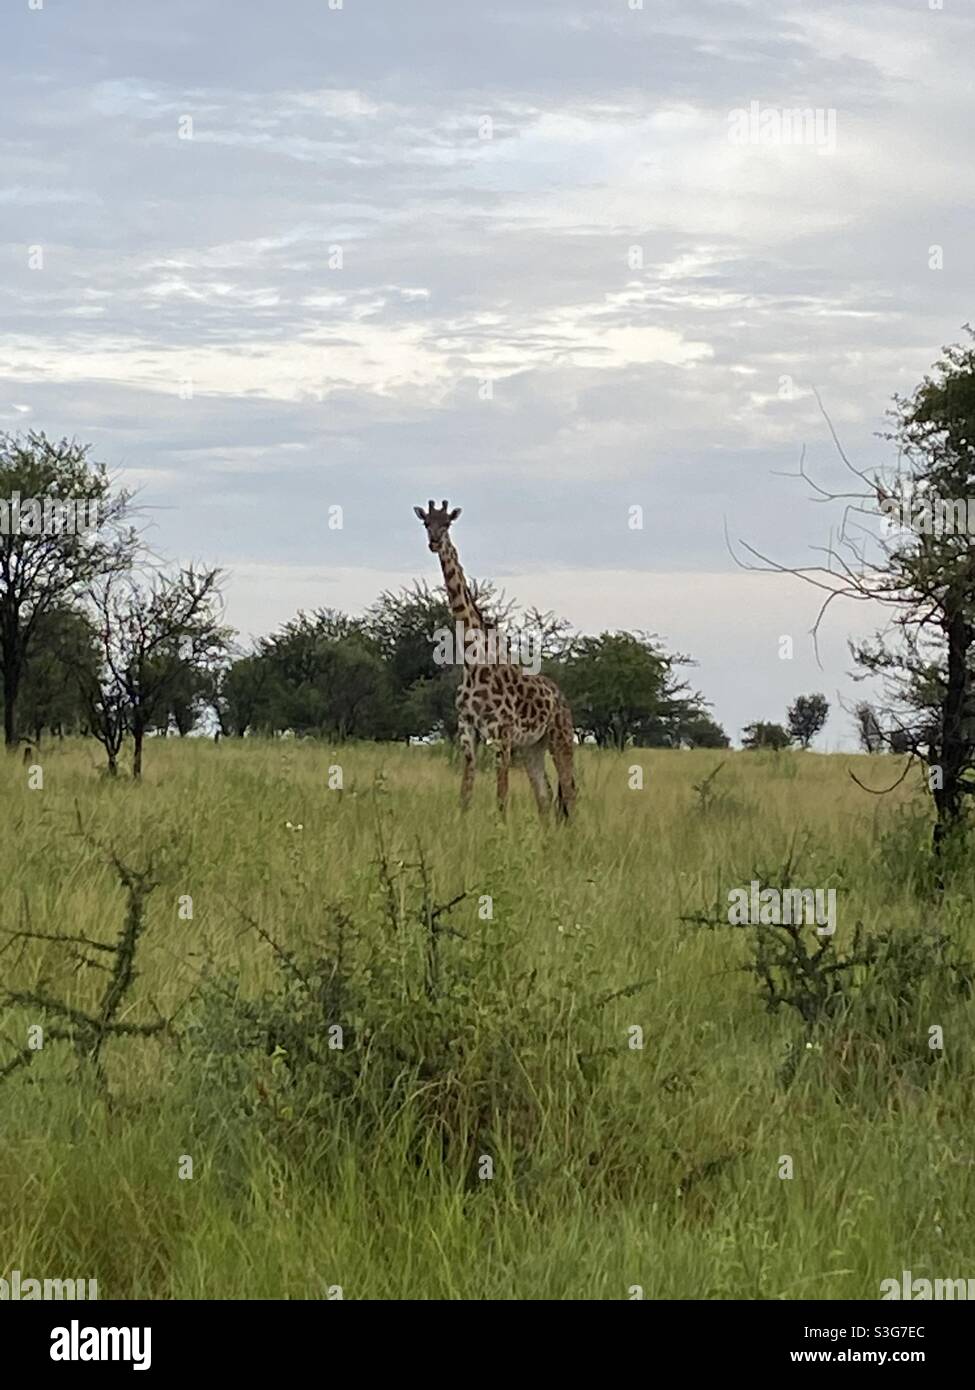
[0,430,134,745]
[741,720,791,751]
[558,631,717,749]
[192,832,645,1189]
[14,606,96,740]
[787,692,829,748]
[81,568,229,776]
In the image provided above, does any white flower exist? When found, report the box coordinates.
[285,821,304,832]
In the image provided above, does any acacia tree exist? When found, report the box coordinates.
[85,568,229,777]
[365,580,516,740]
[742,720,791,751]
[0,432,133,746]
[559,631,688,749]
[255,609,395,739]
[734,332,975,856]
[787,692,829,748]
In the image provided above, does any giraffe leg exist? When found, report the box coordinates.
[523,741,553,819]
[459,722,477,811]
[495,736,512,817]
[548,706,576,821]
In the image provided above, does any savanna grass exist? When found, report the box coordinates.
[1,738,973,1299]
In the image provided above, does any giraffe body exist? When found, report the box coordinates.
[460,662,560,749]
[414,500,576,818]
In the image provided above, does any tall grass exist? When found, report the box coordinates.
[1,739,973,1299]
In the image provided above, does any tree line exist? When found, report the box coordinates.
[215,598,729,749]
[0,431,728,775]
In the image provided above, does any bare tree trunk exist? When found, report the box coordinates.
[132,724,144,780]
[932,603,971,857]
[3,656,18,747]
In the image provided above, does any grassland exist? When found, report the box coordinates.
[1,738,973,1300]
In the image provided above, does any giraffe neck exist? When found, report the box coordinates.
[438,536,483,632]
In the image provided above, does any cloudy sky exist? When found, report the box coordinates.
[3,0,972,746]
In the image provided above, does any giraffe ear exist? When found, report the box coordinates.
[414,506,426,521]
[449,507,462,521]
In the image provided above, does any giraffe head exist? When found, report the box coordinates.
[414,499,462,553]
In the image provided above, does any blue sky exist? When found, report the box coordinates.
[2,0,973,745]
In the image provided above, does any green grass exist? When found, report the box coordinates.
[1,738,973,1300]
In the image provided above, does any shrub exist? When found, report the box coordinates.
[186,831,647,1193]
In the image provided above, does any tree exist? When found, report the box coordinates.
[74,605,127,776]
[213,654,277,737]
[257,609,395,740]
[512,606,576,666]
[675,712,731,749]
[742,721,791,751]
[365,583,459,739]
[630,674,726,749]
[559,632,673,750]
[853,701,883,753]
[734,332,975,855]
[365,580,518,740]
[888,728,916,756]
[399,673,461,742]
[158,657,214,736]
[857,335,975,851]
[85,568,229,777]
[366,583,452,692]
[787,693,829,748]
[0,431,133,746]
[12,606,96,741]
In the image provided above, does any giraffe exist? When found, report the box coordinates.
[414,500,577,820]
